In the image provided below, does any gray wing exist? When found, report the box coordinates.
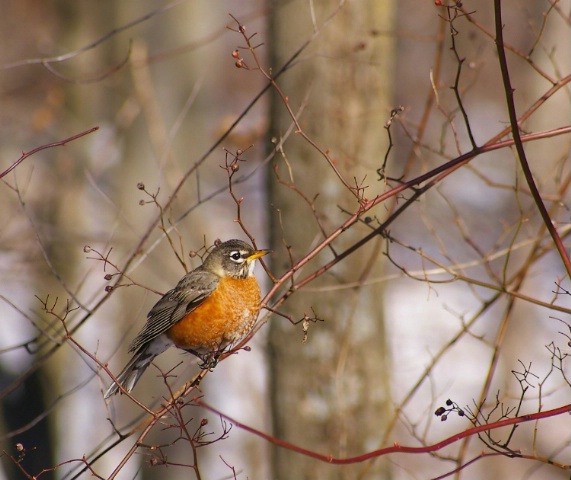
[128,268,219,353]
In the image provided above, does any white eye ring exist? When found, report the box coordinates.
[229,251,244,263]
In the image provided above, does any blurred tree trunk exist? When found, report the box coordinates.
[266,1,396,478]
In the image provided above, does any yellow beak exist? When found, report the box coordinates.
[247,249,271,262]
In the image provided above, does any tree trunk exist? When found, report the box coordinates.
[267,1,396,478]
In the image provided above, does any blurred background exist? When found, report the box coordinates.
[0,1,569,479]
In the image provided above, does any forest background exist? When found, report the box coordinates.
[0,1,570,479]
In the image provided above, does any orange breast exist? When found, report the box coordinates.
[166,276,261,351]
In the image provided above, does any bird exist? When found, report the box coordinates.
[104,239,269,398]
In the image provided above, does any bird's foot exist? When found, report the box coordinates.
[186,348,221,371]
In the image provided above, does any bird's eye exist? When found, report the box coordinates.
[229,251,242,262]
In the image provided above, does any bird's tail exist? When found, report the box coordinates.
[104,339,171,399]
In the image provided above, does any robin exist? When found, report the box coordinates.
[104,239,269,398]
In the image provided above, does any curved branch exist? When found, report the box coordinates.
[494,0,571,278]
[195,399,571,465]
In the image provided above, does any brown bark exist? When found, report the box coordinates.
[266,1,396,478]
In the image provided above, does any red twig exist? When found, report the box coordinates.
[0,126,99,179]
[195,399,570,465]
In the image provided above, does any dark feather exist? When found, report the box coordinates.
[128,267,219,353]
